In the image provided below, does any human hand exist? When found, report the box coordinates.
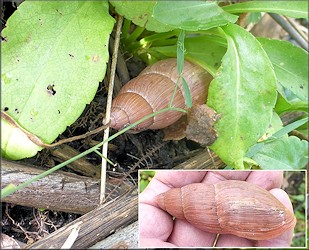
[139,170,295,247]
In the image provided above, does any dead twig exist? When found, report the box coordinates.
[269,13,308,51]
[100,15,124,204]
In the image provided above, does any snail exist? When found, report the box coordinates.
[155,180,296,240]
[110,58,212,132]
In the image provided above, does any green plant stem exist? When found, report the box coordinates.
[124,26,145,44]
[1,146,97,198]
[169,76,182,108]
[94,149,115,166]
[139,30,179,45]
[1,106,186,199]
[126,30,178,52]
[169,30,185,108]
[122,18,131,40]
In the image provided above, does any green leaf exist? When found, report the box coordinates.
[1,1,114,159]
[223,1,308,19]
[290,194,305,202]
[275,92,308,114]
[176,30,186,75]
[252,136,308,169]
[258,38,308,103]
[149,35,227,76]
[153,1,238,31]
[246,12,262,25]
[110,0,173,32]
[176,30,192,108]
[1,116,43,160]
[271,117,308,139]
[266,111,284,137]
[139,180,148,193]
[207,24,277,169]
[181,77,192,108]
[245,112,283,158]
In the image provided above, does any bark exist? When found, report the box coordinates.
[1,159,132,214]
[89,221,138,249]
[173,149,225,169]
[50,145,101,178]
[26,189,138,249]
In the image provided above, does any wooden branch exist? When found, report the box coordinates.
[173,148,225,169]
[50,145,101,178]
[26,189,138,249]
[1,159,132,214]
[89,221,138,249]
[109,37,130,86]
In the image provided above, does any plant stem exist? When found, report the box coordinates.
[269,13,308,51]
[169,31,184,108]
[100,15,123,204]
[122,18,131,40]
[125,30,178,53]
[124,26,145,44]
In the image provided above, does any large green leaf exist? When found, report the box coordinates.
[1,1,114,159]
[258,38,308,103]
[153,1,238,31]
[252,136,308,169]
[110,0,173,32]
[207,24,277,169]
[223,1,308,19]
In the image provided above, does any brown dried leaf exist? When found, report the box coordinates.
[185,104,219,145]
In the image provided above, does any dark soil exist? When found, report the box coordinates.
[1,204,79,245]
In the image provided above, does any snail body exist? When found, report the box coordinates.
[155,180,296,240]
[110,58,212,132]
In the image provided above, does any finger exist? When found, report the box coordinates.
[245,171,283,190]
[256,188,295,247]
[202,170,283,190]
[216,234,254,247]
[139,203,173,243]
[139,170,206,206]
[202,170,251,184]
[139,238,177,248]
[139,170,208,246]
[155,170,207,188]
[168,219,216,247]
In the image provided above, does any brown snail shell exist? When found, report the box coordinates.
[110,58,212,132]
[155,180,296,240]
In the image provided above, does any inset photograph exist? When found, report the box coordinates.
[138,170,306,248]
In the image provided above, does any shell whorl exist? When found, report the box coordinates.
[110,93,154,130]
[110,58,211,132]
